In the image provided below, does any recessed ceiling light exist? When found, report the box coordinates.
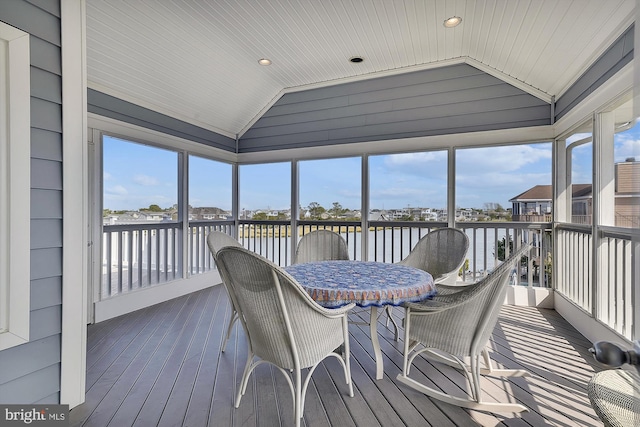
[349,56,364,63]
[258,58,272,66]
[443,16,462,28]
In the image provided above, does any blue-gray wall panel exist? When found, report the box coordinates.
[0,364,61,404]
[277,63,483,104]
[31,67,61,104]
[240,63,551,152]
[556,25,634,120]
[31,189,62,219]
[30,277,62,311]
[0,335,60,384]
[30,248,62,281]
[30,37,61,75]
[31,97,62,133]
[0,0,60,46]
[27,0,60,18]
[0,0,63,406]
[30,306,62,341]
[31,158,62,190]
[31,219,62,250]
[88,89,236,152]
[31,128,62,161]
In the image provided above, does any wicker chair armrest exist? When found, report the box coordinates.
[403,297,469,312]
[316,302,356,318]
[435,283,472,295]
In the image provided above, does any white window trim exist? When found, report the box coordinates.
[0,22,31,350]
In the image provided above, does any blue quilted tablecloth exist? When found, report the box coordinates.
[285,260,435,308]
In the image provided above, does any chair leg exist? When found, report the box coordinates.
[235,350,253,408]
[221,309,238,352]
[396,348,529,413]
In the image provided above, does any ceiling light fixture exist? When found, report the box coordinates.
[349,56,364,63]
[258,58,272,66]
[443,16,462,28]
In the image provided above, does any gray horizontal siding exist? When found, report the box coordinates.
[32,158,62,190]
[0,0,63,406]
[88,89,237,152]
[0,364,61,404]
[240,63,551,152]
[31,128,62,161]
[0,0,60,46]
[556,24,634,121]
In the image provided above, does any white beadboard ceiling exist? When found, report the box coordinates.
[86,0,635,138]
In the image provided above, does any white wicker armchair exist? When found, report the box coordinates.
[398,227,469,287]
[206,230,243,352]
[396,243,532,413]
[385,228,470,339]
[588,340,640,426]
[215,246,355,427]
[294,229,349,264]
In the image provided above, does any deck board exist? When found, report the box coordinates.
[70,285,605,427]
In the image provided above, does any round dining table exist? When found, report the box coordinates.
[285,260,435,380]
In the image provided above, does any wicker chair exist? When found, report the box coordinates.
[588,370,640,426]
[396,243,532,413]
[385,228,470,339]
[588,340,640,426]
[294,229,349,264]
[398,227,469,287]
[215,246,354,427]
[206,230,243,352]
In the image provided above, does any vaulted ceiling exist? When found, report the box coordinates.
[85,0,635,139]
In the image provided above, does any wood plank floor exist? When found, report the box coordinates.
[70,285,605,427]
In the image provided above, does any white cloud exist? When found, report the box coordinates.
[615,138,640,162]
[104,172,112,181]
[457,145,552,173]
[133,174,160,186]
[385,151,445,166]
[105,185,128,195]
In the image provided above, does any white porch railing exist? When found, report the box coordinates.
[102,219,637,342]
[556,224,639,341]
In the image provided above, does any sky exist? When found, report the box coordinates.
[103,125,640,212]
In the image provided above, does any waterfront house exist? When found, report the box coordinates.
[1,1,639,425]
[511,159,640,226]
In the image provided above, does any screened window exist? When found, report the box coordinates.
[566,130,593,225]
[239,162,290,219]
[369,151,446,221]
[612,100,640,228]
[299,157,361,221]
[456,143,552,222]
[188,155,232,219]
[101,136,180,297]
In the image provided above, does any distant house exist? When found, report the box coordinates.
[511,159,639,226]
[190,207,230,220]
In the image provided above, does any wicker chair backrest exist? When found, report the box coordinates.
[399,228,469,280]
[216,246,346,369]
[295,229,349,264]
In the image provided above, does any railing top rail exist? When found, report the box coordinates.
[555,223,593,234]
[188,219,235,226]
[368,220,447,228]
[455,221,552,230]
[298,220,361,227]
[104,222,180,232]
[599,225,640,240]
[238,219,290,225]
